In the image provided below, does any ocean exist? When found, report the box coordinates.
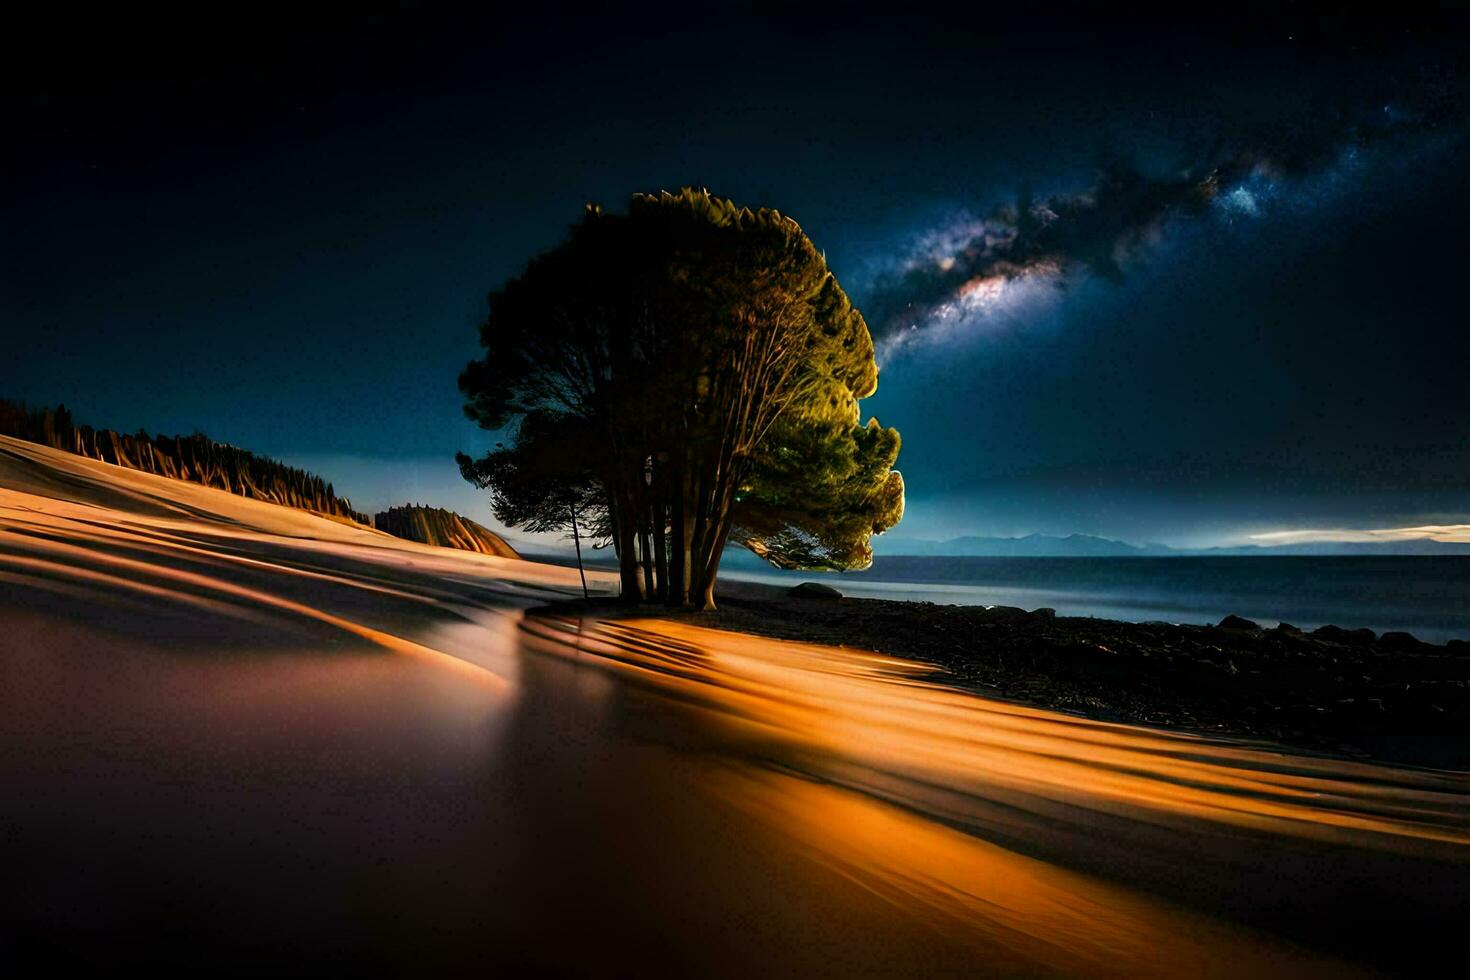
[722,555,1470,644]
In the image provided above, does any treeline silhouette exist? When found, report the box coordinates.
[0,399,369,523]
[372,504,517,558]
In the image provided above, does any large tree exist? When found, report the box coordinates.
[458,188,902,608]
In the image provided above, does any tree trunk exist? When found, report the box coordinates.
[694,470,740,612]
[613,491,642,602]
[688,463,710,606]
[678,510,694,608]
[640,515,655,602]
[569,502,589,599]
[697,517,735,611]
[668,456,688,607]
[651,495,669,604]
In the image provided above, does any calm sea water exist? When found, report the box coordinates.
[723,556,1470,644]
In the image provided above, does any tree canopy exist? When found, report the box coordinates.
[458,187,902,608]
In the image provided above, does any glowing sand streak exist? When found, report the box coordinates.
[705,767,1348,978]
[522,616,1470,852]
[0,528,510,693]
[0,436,610,594]
[3,506,459,606]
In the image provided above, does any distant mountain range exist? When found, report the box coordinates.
[877,533,1162,557]
[877,533,1470,557]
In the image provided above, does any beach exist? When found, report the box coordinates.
[3,434,1468,973]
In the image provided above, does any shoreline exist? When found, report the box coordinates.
[525,549,1470,645]
[530,578,1470,771]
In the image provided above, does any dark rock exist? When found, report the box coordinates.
[1273,622,1301,634]
[986,606,1055,627]
[1217,615,1260,631]
[1380,631,1420,648]
[1313,625,1376,645]
[787,581,842,600]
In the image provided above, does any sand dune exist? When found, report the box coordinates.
[2,432,1466,974]
[1,434,530,565]
[373,502,519,557]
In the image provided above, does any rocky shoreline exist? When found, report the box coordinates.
[532,579,1470,769]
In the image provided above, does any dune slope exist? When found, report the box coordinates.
[1,432,1466,975]
[373,502,519,557]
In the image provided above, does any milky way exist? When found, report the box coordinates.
[863,90,1466,363]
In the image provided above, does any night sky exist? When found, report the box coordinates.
[4,4,1468,548]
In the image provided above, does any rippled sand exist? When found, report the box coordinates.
[3,435,1467,974]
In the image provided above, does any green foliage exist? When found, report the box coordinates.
[457,188,902,607]
[455,411,610,544]
[735,417,904,571]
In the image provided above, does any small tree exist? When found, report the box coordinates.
[458,188,901,608]
[456,412,608,595]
